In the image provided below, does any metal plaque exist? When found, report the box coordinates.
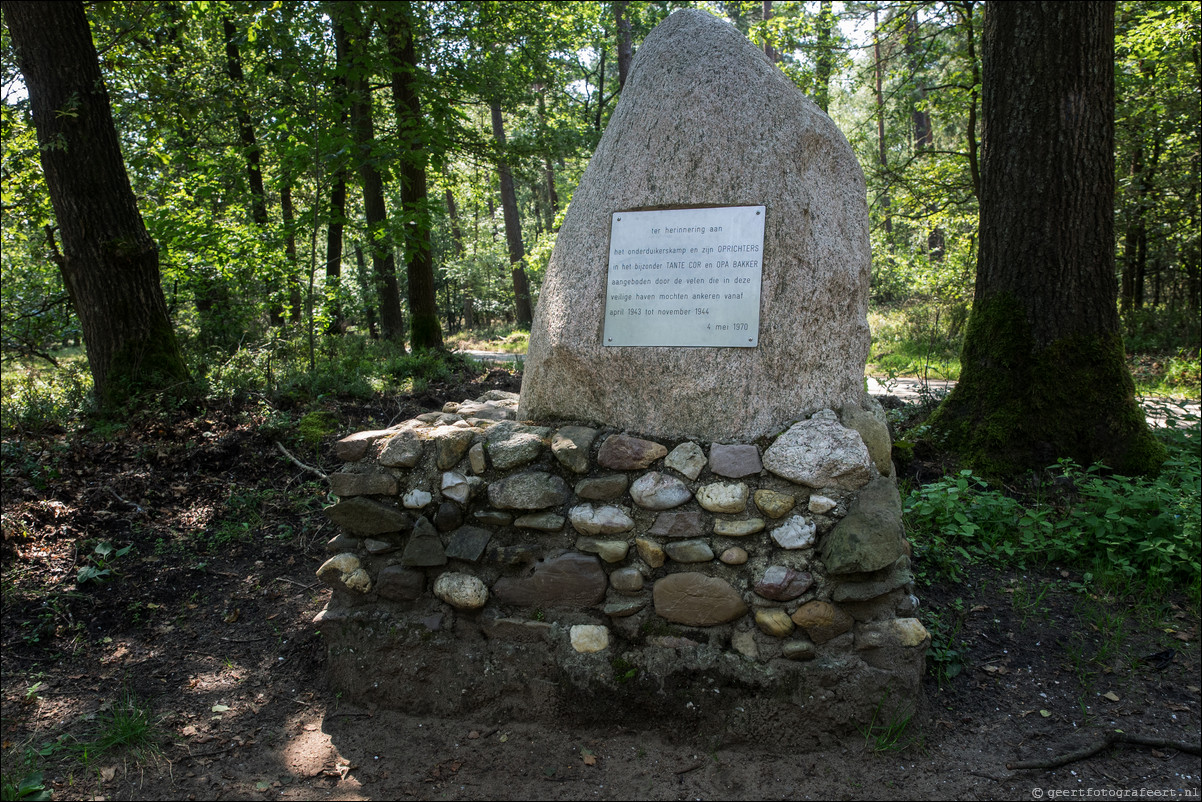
[602,206,765,347]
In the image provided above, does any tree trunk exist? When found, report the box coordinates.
[873,7,892,238]
[490,101,534,327]
[814,0,833,112]
[762,1,777,63]
[354,244,379,339]
[223,15,282,324]
[325,177,347,332]
[447,189,474,330]
[537,94,560,233]
[615,1,633,89]
[281,181,302,324]
[928,1,1163,478]
[385,3,443,351]
[325,14,350,334]
[337,7,405,343]
[6,1,189,406]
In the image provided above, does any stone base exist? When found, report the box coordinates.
[315,391,927,744]
[317,603,923,749]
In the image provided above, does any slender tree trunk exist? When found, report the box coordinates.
[325,177,347,332]
[223,17,268,227]
[353,245,379,339]
[928,1,1162,477]
[762,1,777,63]
[337,8,405,343]
[6,1,188,405]
[814,0,833,112]
[325,12,350,334]
[905,11,942,260]
[223,16,284,325]
[615,0,633,89]
[490,101,534,327]
[960,0,982,201]
[281,181,302,324]
[873,7,892,238]
[384,3,443,350]
[445,189,474,329]
[537,94,560,232]
[594,49,607,132]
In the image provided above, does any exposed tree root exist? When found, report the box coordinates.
[1008,733,1202,771]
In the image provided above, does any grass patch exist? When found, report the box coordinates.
[445,325,529,354]
[868,306,962,382]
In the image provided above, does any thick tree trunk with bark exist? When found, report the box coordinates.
[490,102,534,327]
[928,1,1162,477]
[337,8,405,343]
[385,3,443,351]
[6,1,188,406]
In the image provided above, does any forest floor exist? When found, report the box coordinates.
[1,367,1199,801]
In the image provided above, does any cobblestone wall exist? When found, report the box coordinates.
[315,391,927,742]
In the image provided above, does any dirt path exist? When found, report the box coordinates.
[2,377,1198,800]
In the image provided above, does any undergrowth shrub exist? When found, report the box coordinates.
[905,402,1201,599]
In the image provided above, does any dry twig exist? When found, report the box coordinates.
[274,441,328,481]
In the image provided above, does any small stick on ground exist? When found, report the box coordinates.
[1008,733,1201,771]
[275,441,328,481]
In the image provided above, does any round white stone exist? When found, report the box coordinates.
[570,624,610,653]
[433,572,489,610]
[771,515,817,549]
[403,488,432,509]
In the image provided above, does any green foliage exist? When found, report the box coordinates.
[0,750,51,802]
[868,306,962,382]
[906,403,1200,598]
[76,690,161,763]
[0,356,92,435]
[923,606,968,684]
[297,410,338,448]
[76,542,133,586]
[858,695,917,753]
[445,324,530,354]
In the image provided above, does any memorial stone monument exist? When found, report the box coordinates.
[313,8,926,747]
[519,7,871,442]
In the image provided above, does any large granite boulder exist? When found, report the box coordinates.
[519,8,870,441]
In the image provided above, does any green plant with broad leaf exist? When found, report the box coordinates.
[76,542,132,585]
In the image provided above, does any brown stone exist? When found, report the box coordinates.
[491,552,608,608]
[329,471,398,498]
[653,573,748,626]
[754,565,813,601]
[431,426,476,469]
[755,608,795,638]
[709,443,762,478]
[376,566,424,601]
[649,511,709,539]
[334,428,397,462]
[575,474,630,500]
[378,430,423,468]
[324,497,412,536]
[551,426,598,473]
[597,434,667,470]
[790,600,854,644]
[753,489,796,519]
